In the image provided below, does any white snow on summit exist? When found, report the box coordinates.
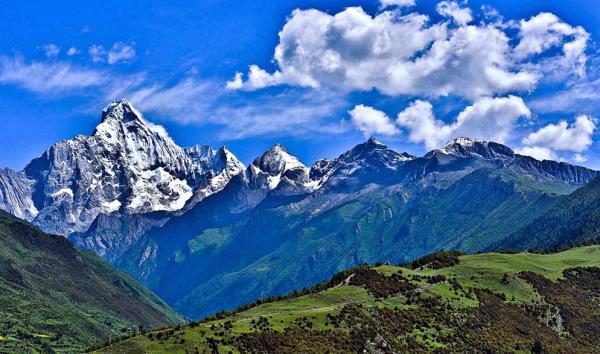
[21,99,245,235]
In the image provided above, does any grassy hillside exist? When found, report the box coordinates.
[0,210,184,353]
[94,245,600,353]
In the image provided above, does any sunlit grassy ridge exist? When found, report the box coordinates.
[94,245,600,353]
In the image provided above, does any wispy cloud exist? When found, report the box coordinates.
[127,79,214,123]
[41,44,60,57]
[125,78,348,139]
[66,47,79,56]
[213,90,348,140]
[0,53,348,140]
[0,55,106,94]
[89,42,136,64]
[379,0,415,9]
[529,78,600,114]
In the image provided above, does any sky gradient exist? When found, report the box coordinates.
[2,0,600,169]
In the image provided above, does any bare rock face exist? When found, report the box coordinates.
[68,212,171,263]
[0,169,37,221]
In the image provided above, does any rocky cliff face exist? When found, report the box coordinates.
[24,100,202,234]
[178,145,245,214]
[0,169,37,221]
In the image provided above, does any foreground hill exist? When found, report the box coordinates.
[0,210,183,353]
[95,245,600,353]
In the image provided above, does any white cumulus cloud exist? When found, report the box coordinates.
[436,1,472,26]
[514,12,589,78]
[514,146,557,161]
[227,6,586,100]
[522,115,596,153]
[225,72,244,90]
[452,96,532,143]
[396,96,531,149]
[349,104,399,137]
[396,100,451,149]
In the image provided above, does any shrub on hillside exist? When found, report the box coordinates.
[409,250,463,269]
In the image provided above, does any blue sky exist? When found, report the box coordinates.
[2,0,600,169]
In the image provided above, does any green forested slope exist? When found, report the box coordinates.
[0,210,183,353]
[497,176,600,251]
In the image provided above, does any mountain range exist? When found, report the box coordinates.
[1,99,599,319]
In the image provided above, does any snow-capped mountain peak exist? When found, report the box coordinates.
[18,99,244,235]
[238,144,310,194]
[252,144,306,176]
[217,147,245,172]
[443,137,481,148]
[184,144,217,169]
[365,136,384,146]
[439,137,515,160]
[94,99,175,148]
[340,138,415,168]
[101,99,143,123]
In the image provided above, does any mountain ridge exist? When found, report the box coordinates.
[112,132,599,318]
[494,175,600,251]
[0,101,595,239]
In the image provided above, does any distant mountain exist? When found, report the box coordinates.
[0,209,183,353]
[495,176,600,251]
[115,137,598,318]
[0,99,244,260]
[95,245,600,353]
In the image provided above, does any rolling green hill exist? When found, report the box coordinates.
[94,245,600,353]
[0,210,184,353]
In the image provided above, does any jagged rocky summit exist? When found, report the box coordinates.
[0,99,245,237]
